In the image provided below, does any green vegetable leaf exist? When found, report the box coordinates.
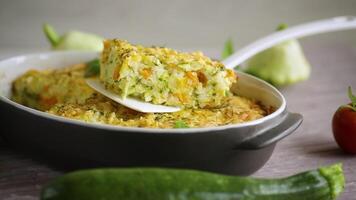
[348,86,356,108]
[174,120,189,128]
[221,39,234,60]
[85,59,100,77]
[43,23,60,47]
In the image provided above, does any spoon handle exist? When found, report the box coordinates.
[222,16,356,69]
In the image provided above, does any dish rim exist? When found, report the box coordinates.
[0,51,287,134]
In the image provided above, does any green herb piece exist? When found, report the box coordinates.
[43,23,104,51]
[221,38,234,60]
[85,59,100,77]
[174,120,189,128]
[348,86,356,111]
[244,23,311,87]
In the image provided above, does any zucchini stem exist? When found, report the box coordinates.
[43,23,60,47]
[319,163,345,199]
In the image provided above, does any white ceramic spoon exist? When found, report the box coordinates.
[88,16,356,113]
[86,79,181,113]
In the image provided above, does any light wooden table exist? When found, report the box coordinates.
[0,43,355,199]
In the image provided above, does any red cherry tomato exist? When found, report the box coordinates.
[332,106,356,154]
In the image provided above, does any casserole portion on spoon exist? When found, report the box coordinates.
[98,39,236,109]
[88,16,356,113]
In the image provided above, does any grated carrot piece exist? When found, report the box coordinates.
[139,68,152,79]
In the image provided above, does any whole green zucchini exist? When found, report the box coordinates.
[41,164,344,200]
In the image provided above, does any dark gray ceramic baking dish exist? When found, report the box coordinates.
[0,52,302,175]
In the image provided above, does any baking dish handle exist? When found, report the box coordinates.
[237,112,303,150]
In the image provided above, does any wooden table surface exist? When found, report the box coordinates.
[0,43,355,199]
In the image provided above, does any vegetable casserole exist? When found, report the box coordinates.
[11,64,269,128]
[100,40,236,108]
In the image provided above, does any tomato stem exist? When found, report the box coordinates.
[348,86,356,110]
